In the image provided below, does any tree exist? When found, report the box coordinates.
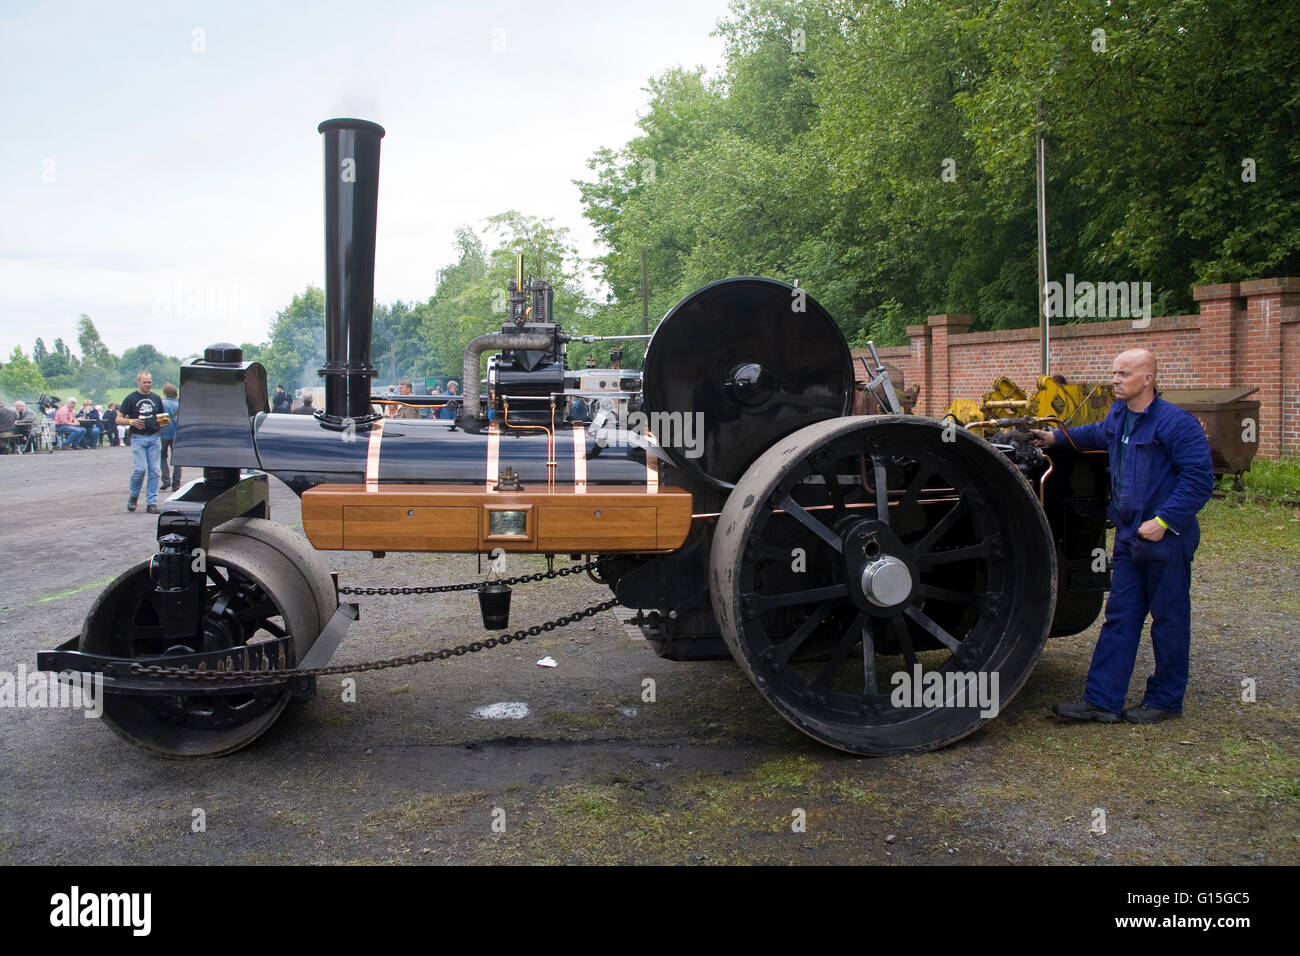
[417,216,598,382]
[39,337,76,380]
[578,0,1300,341]
[76,315,114,368]
[119,344,180,389]
[259,286,326,392]
[0,346,48,401]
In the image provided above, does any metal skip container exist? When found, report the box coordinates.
[1160,387,1262,478]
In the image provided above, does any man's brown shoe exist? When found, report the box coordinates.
[1052,698,1121,723]
[1122,705,1181,724]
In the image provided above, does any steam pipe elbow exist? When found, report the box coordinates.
[459,332,554,424]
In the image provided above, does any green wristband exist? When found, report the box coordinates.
[1154,516,1169,531]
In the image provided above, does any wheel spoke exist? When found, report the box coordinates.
[812,611,868,690]
[777,493,842,553]
[820,467,848,520]
[896,464,936,521]
[235,597,279,626]
[904,605,962,652]
[916,583,983,605]
[915,540,995,569]
[861,616,877,695]
[872,456,890,525]
[912,497,968,555]
[889,614,919,670]
[750,583,849,611]
[770,600,837,668]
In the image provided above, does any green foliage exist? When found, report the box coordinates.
[74,315,117,401]
[119,344,180,389]
[0,346,48,402]
[1218,458,1300,503]
[417,215,598,379]
[38,336,78,380]
[577,0,1300,337]
[76,315,113,369]
[258,286,326,392]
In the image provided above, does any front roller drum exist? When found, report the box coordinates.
[78,519,335,758]
[710,416,1056,755]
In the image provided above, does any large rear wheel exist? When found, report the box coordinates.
[710,416,1056,755]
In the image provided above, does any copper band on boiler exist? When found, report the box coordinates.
[485,420,500,490]
[645,431,659,494]
[365,419,385,491]
[571,423,587,493]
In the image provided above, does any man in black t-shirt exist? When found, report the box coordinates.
[117,370,166,513]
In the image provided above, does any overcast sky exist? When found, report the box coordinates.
[0,0,733,361]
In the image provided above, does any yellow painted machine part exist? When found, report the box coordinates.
[944,376,1115,426]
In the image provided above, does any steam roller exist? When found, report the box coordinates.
[38,118,1111,757]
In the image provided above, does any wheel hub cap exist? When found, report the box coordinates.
[860,556,913,607]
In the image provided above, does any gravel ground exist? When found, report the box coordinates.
[0,445,1295,865]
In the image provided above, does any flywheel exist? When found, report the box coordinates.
[643,277,853,487]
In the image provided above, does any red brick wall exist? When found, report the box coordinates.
[852,277,1299,458]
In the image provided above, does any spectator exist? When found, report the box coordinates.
[103,403,121,446]
[568,395,590,423]
[272,385,292,414]
[80,398,103,447]
[0,402,15,454]
[117,370,166,513]
[440,380,460,419]
[293,394,316,415]
[387,380,420,419]
[54,397,89,449]
[12,401,37,452]
[159,383,180,491]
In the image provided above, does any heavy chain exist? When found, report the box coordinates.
[129,598,619,682]
[336,559,598,596]
[128,558,614,683]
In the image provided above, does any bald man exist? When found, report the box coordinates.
[1031,349,1213,724]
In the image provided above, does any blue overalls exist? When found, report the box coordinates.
[1054,395,1215,713]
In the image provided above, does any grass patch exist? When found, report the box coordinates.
[1197,499,1300,559]
[362,791,488,832]
[545,711,607,730]
[749,754,818,793]
[1219,456,1300,501]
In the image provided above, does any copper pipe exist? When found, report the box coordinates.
[1037,453,1054,508]
[502,399,555,491]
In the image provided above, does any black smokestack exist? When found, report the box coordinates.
[317,118,384,427]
